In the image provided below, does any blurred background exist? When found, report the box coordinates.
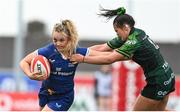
[0,0,180,111]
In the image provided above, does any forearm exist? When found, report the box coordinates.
[89,45,103,51]
[83,55,115,65]
[70,51,127,64]
[89,43,112,51]
[19,60,31,77]
[88,49,112,56]
[83,50,128,64]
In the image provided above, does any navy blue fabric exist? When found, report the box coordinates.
[37,43,87,110]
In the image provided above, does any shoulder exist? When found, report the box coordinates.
[134,28,146,39]
[39,43,54,52]
[76,47,87,51]
[75,47,89,56]
[128,28,146,42]
[108,37,123,43]
[134,28,146,34]
[38,43,56,57]
[44,43,55,50]
[107,37,125,49]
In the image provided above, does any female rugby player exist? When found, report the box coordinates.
[20,19,94,111]
[70,7,175,111]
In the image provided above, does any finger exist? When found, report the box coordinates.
[67,56,70,60]
[36,74,45,81]
[33,71,41,74]
[36,74,44,78]
[72,61,78,64]
[69,58,75,62]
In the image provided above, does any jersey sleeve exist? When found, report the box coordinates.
[76,47,89,56]
[115,39,140,59]
[38,47,49,57]
[107,37,125,49]
[37,43,54,58]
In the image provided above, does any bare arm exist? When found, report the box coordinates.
[19,51,44,80]
[88,48,112,56]
[89,43,113,51]
[70,50,129,65]
[19,51,36,76]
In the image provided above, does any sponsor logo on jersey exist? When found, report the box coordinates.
[125,40,137,45]
[157,90,167,96]
[56,67,62,71]
[164,73,175,86]
[68,63,75,67]
[49,59,55,63]
[56,103,62,108]
[57,71,74,76]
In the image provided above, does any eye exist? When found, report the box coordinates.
[59,38,65,42]
[53,38,57,42]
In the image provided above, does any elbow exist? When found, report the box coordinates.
[19,60,23,69]
[19,60,25,69]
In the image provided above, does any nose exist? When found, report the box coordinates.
[56,41,61,46]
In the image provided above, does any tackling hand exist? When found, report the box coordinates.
[70,54,84,63]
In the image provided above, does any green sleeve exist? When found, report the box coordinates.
[115,39,140,59]
[107,37,125,49]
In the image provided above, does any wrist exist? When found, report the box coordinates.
[82,56,85,63]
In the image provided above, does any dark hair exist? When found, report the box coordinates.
[98,6,135,28]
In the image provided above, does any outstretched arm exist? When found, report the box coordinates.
[89,43,113,51]
[70,50,129,65]
[88,48,112,56]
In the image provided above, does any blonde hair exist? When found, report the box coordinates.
[52,19,78,55]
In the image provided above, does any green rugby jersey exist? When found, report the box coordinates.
[107,28,167,77]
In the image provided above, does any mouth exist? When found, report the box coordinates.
[56,46,64,51]
[56,45,64,48]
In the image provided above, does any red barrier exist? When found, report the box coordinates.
[112,61,144,111]
[112,61,180,111]
[0,92,39,111]
[0,75,96,111]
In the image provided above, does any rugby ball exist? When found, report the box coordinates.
[31,55,50,80]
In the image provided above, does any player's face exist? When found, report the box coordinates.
[52,31,69,52]
[114,25,129,41]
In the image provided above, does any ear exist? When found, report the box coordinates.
[123,24,130,32]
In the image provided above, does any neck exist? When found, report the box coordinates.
[62,51,70,56]
[62,52,70,60]
[129,27,135,35]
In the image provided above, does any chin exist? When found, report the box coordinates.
[122,37,128,41]
[57,48,64,52]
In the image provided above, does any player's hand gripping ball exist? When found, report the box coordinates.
[30,55,50,80]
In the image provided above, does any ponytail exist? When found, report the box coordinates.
[98,6,135,28]
[117,7,126,15]
[98,6,126,20]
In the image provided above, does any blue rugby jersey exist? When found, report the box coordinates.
[37,43,88,95]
